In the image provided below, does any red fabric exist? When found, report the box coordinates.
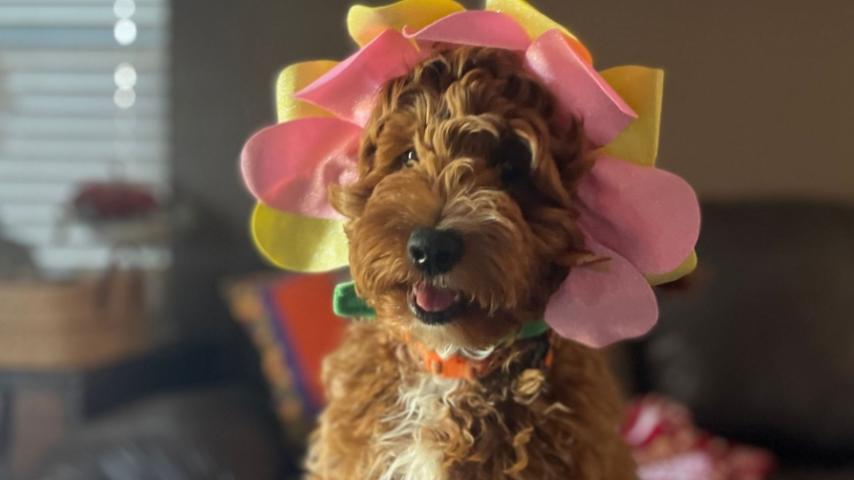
[623,395,776,480]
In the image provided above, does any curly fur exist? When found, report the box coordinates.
[307,47,637,479]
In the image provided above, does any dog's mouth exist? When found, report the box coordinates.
[408,282,466,325]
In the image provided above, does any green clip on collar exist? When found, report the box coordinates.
[333,281,376,319]
[332,281,549,340]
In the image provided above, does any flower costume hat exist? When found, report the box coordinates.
[241,0,701,348]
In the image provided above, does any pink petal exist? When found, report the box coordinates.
[296,29,422,126]
[241,117,361,220]
[545,233,658,348]
[403,11,531,51]
[578,155,701,275]
[525,29,636,146]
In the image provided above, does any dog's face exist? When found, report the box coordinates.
[331,47,590,349]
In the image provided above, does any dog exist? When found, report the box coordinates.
[305,46,638,480]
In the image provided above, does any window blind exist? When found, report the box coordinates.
[0,0,170,273]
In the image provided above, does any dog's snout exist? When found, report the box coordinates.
[407,227,464,276]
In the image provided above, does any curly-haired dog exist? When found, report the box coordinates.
[306,47,638,480]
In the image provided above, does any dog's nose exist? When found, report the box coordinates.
[407,227,464,276]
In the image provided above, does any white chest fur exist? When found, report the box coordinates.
[376,373,462,480]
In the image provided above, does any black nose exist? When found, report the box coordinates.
[407,227,464,276]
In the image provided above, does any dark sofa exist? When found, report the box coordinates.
[637,201,854,478]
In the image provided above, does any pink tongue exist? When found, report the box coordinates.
[414,284,458,312]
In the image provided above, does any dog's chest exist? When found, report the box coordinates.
[376,373,462,480]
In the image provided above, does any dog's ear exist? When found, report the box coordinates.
[554,117,593,192]
[332,75,420,221]
[329,180,370,220]
[329,115,386,220]
[490,133,532,186]
[504,124,563,201]
[501,116,592,218]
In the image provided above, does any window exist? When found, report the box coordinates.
[0,0,170,272]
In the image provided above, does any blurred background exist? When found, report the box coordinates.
[0,0,852,479]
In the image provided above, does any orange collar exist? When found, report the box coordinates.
[410,341,494,380]
[405,330,554,381]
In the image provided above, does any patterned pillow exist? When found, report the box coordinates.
[224,272,345,443]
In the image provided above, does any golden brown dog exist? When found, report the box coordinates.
[306,46,637,480]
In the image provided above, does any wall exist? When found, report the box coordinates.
[547,0,854,203]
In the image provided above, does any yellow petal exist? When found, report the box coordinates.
[347,0,465,47]
[251,203,349,272]
[485,0,592,64]
[646,250,697,286]
[599,66,664,167]
[275,60,338,123]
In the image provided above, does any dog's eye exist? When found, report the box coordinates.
[490,135,532,184]
[399,149,419,168]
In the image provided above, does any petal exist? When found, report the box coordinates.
[485,0,592,64]
[241,117,361,219]
[578,155,701,275]
[404,11,530,51]
[347,0,465,47]
[545,234,658,348]
[252,204,349,272]
[525,30,636,147]
[646,250,698,286]
[296,29,422,126]
[276,60,338,122]
[600,66,664,167]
